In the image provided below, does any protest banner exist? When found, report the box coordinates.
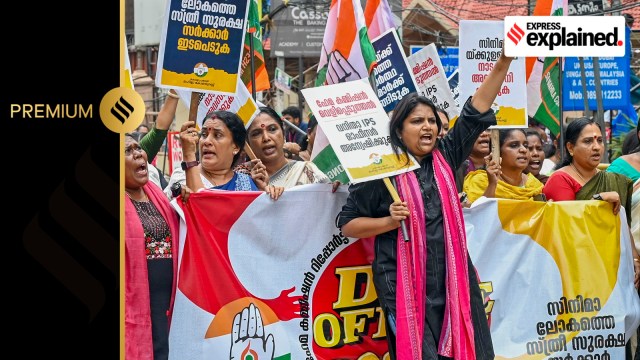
[167,190,640,360]
[459,20,528,128]
[371,29,419,113]
[156,0,250,95]
[466,199,640,359]
[175,78,259,128]
[302,79,419,183]
[407,43,460,125]
[410,46,459,77]
[169,185,390,360]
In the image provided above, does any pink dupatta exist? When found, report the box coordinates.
[125,182,180,360]
[395,149,475,359]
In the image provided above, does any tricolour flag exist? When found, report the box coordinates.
[241,0,270,93]
[526,0,567,136]
[364,0,396,41]
[312,0,377,183]
[315,0,377,86]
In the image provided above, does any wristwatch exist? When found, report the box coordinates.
[181,160,199,171]
[592,193,603,200]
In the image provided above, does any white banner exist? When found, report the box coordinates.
[459,20,528,128]
[466,198,640,359]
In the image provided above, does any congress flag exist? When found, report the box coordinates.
[312,0,377,183]
[526,0,567,136]
[364,0,396,41]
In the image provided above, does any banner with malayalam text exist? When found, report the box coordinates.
[466,198,640,359]
[167,190,640,359]
[407,43,460,125]
[156,0,250,95]
[459,20,528,128]
[302,79,419,183]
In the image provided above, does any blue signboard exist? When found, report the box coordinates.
[372,30,419,113]
[562,56,630,111]
[438,47,458,78]
[410,46,458,78]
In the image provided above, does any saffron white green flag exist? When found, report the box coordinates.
[526,0,567,136]
[364,0,396,41]
[311,0,377,183]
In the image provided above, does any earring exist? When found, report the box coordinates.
[569,152,573,156]
[233,150,238,155]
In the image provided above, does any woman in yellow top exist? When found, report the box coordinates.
[464,128,544,204]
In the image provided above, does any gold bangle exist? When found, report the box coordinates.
[634,258,640,263]
[167,91,180,99]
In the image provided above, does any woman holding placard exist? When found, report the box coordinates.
[462,128,544,204]
[337,52,515,359]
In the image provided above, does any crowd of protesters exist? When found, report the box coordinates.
[124,61,640,360]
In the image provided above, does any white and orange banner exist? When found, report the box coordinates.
[167,189,640,359]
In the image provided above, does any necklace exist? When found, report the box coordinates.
[570,162,596,184]
[125,189,148,202]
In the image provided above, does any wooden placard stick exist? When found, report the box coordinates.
[491,128,500,165]
[383,177,410,242]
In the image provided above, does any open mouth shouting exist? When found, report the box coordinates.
[420,132,434,146]
[135,161,147,178]
[261,144,278,157]
[528,159,541,171]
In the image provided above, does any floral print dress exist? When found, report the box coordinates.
[131,199,173,360]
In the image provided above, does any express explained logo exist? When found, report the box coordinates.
[507,23,525,45]
[518,23,621,50]
[504,16,625,57]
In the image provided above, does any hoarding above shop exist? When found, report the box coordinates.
[269,0,328,57]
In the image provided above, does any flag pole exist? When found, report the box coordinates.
[189,92,201,160]
[248,26,257,101]
[383,177,410,242]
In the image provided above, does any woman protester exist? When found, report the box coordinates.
[436,107,450,138]
[337,51,516,360]
[247,107,330,188]
[543,117,640,289]
[125,134,179,360]
[454,129,491,192]
[463,128,544,205]
[298,114,318,162]
[525,128,549,184]
[164,110,282,199]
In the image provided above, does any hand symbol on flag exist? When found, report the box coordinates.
[230,303,275,360]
